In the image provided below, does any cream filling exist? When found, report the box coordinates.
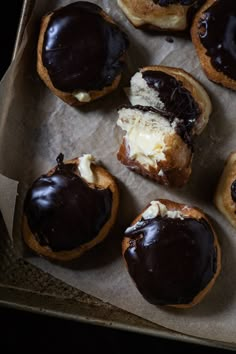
[73,91,91,103]
[117,108,175,168]
[117,0,189,30]
[128,13,187,30]
[118,72,177,168]
[142,200,184,220]
[78,154,95,183]
[125,200,184,234]
[125,124,166,165]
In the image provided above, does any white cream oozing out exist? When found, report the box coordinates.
[125,201,185,234]
[73,91,91,103]
[117,72,180,168]
[78,154,95,184]
[117,107,176,168]
[118,1,188,31]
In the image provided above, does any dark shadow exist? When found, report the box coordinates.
[35,0,59,16]
[174,83,233,205]
[140,26,191,40]
[0,212,16,276]
[163,217,236,317]
[124,30,154,75]
[72,85,128,117]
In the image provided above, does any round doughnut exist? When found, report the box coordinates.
[37,1,129,105]
[23,153,119,262]
[191,0,236,90]
[122,199,221,308]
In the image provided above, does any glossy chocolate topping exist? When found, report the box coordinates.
[124,216,217,305]
[231,180,236,202]
[142,70,200,145]
[187,0,206,25]
[42,2,129,92]
[24,154,112,252]
[198,0,236,80]
[153,0,196,6]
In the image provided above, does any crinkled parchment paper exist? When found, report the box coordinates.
[0,0,236,344]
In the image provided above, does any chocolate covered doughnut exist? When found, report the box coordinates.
[117,0,205,32]
[23,153,119,261]
[37,2,129,105]
[191,0,236,90]
[122,199,221,308]
[116,66,212,187]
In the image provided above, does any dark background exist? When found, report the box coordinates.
[0,1,232,353]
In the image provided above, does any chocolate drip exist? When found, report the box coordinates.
[198,0,236,80]
[231,180,236,202]
[24,154,112,252]
[124,216,217,305]
[42,1,129,92]
[142,70,200,145]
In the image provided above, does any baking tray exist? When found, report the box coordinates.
[0,1,235,350]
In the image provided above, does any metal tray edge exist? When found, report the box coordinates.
[1,284,235,351]
[2,0,235,351]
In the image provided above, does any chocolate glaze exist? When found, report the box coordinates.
[24,154,112,252]
[187,0,206,26]
[124,216,217,305]
[198,0,236,80]
[231,180,236,202]
[142,70,200,146]
[42,2,129,92]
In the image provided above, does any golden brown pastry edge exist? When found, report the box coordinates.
[117,0,191,31]
[191,0,236,90]
[22,157,119,262]
[37,7,126,106]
